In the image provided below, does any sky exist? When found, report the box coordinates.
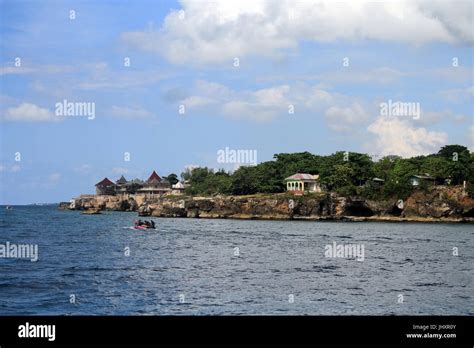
[0,0,473,204]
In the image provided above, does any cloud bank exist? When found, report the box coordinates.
[122,0,473,65]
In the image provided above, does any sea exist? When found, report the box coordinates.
[0,205,472,315]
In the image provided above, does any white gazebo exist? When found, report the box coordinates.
[284,173,322,193]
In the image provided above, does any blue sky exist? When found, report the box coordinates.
[0,0,473,204]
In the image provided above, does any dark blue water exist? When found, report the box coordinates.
[0,206,472,315]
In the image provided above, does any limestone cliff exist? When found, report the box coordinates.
[59,186,474,222]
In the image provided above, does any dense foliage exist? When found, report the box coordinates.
[164,173,179,186]
[180,145,473,199]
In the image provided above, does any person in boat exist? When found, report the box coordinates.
[144,220,151,228]
[150,220,155,229]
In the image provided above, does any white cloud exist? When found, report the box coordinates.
[303,87,334,108]
[180,81,292,122]
[324,103,369,132]
[3,103,59,122]
[179,79,374,123]
[177,79,468,133]
[220,85,291,122]
[366,117,448,157]
[122,0,473,65]
[222,100,277,122]
[181,96,216,109]
[254,85,290,106]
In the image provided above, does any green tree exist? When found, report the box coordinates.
[322,164,355,191]
[182,145,471,198]
[420,156,449,182]
[373,156,400,181]
[438,145,470,160]
[231,166,259,195]
[164,173,179,185]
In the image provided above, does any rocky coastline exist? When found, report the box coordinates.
[59,186,474,223]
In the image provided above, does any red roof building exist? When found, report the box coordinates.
[95,177,116,195]
[147,170,161,183]
[95,177,115,187]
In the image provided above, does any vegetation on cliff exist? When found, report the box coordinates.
[181,145,473,199]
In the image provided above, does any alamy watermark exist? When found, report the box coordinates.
[217,147,257,166]
[0,242,38,262]
[55,99,95,120]
[18,322,55,341]
[380,99,420,120]
[324,241,365,261]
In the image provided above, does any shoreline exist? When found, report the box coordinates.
[59,188,474,223]
[59,208,474,223]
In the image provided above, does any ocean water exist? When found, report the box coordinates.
[0,205,472,315]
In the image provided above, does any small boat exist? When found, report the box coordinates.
[5,206,13,210]
[133,220,156,230]
[134,225,156,230]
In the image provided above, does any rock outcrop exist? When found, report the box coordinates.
[59,186,474,222]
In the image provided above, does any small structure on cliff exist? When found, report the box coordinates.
[285,173,322,194]
[369,177,385,188]
[116,175,127,185]
[115,175,132,193]
[409,174,435,186]
[137,171,172,197]
[95,178,116,195]
[95,170,182,197]
[171,181,185,195]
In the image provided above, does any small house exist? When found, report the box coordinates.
[409,174,435,186]
[370,177,385,188]
[284,173,322,193]
[171,182,185,195]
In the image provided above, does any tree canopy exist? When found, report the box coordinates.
[180,145,473,198]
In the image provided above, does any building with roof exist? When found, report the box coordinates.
[95,170,180,197]
[95,177,116,195]
[369,177,385,188]
[116,175,127,185]
[171,181,185,195]
[137,170,171,197]
[409,174,435,186]
[284,173,322,194]
[147,170,162,184]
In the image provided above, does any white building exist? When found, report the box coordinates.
[284,173,322,193]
